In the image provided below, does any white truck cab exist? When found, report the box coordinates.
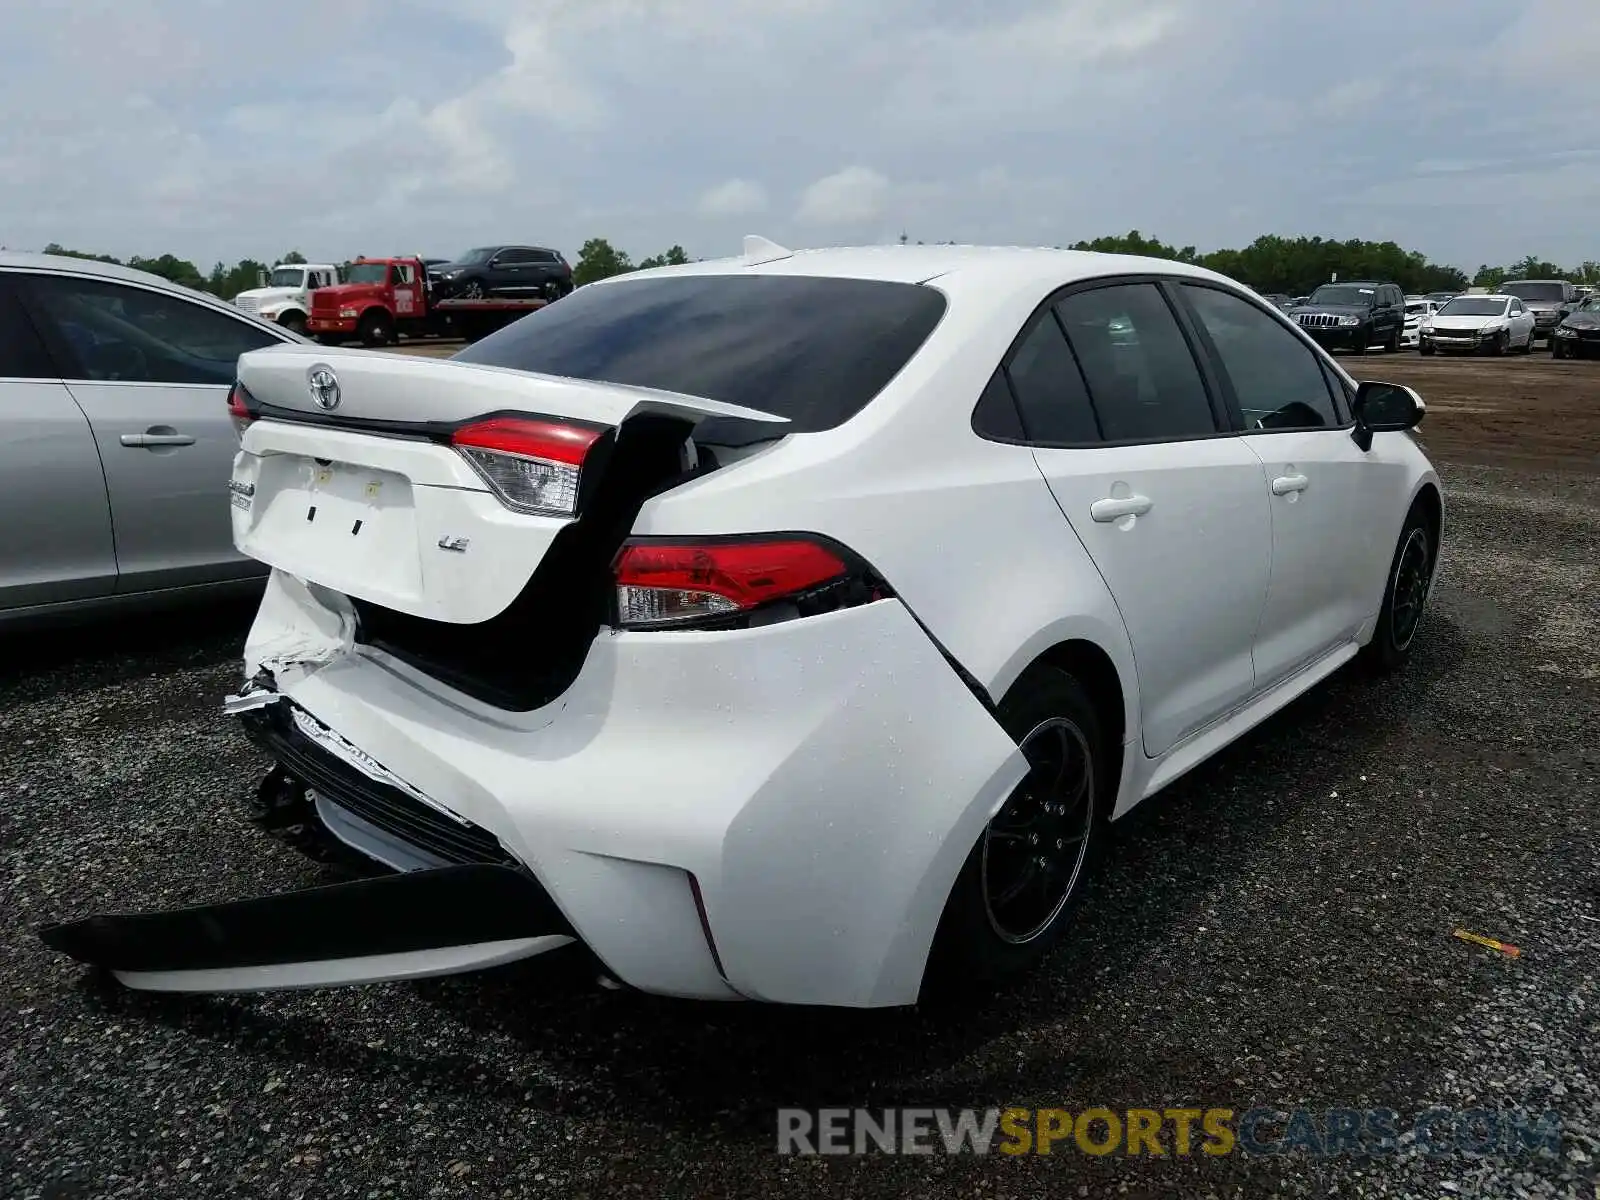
[234,263,340,334]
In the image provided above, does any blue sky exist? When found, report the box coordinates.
[2,0,1596,272]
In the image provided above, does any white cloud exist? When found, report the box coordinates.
[697,179,769,217]
[0,0,1595,271]
[795,167,891,226]
[1313,78,1384,118]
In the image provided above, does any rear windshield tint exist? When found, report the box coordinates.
[453,274,947,433]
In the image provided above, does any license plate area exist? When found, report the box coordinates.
[249,454,422,596]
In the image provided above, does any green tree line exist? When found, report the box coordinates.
[27,234,1600,300]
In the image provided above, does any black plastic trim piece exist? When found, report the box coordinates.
[38,863,573,974]
[239,705,513,866]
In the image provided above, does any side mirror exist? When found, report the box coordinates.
[1351,381,1425,451]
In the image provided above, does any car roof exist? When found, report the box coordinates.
[0,251,302,338]
[601,242,1255,299]
[0,250,224,300]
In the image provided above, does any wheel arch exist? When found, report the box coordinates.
[1000,635,1134,822]
[1410,478,1444,598]
[1411,479,1443,545]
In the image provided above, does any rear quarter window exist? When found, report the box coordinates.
[453,274,948,434]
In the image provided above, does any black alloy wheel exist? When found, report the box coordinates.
[981,717,1096,945]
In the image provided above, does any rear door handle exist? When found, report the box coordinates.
[1090,494,1153,522]
[121,432,196,448]
[1271,473,1309,495]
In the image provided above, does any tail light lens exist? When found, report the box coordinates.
[450,416,604,517]
[227,382,257,434]
[612,536,890,630]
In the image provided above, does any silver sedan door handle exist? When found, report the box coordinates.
[1089,494,1153,522]
[1271,473,1309,496]
[121,432,196,448]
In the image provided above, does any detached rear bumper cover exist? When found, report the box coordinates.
[228,569,1024,1008]
[41,569,1025,1007]
[39,865,576,993]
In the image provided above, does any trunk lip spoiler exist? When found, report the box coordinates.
[235,351,792,439]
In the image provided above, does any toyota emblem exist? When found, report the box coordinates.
[307,365,341,411]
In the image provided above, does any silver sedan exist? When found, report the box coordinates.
[1,253,302,626]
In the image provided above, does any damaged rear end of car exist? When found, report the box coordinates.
[41,271,1029,1008]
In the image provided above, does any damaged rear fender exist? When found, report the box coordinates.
[241,570,357,683]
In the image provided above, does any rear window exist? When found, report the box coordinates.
[1502,282,1566,302]
[453,274,948,434]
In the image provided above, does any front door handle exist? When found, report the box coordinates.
[1271,473,1309,496]
[1090,494,1153,522]
[121,432,196,448]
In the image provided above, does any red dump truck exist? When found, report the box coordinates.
[306,255,549,347]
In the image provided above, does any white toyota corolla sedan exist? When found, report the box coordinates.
[43,239,1442,1008]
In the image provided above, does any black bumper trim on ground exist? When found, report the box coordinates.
[38,864,574,974]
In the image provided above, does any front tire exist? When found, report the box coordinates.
[357,310,394,348]
[924,664,1106,994]
[1362,507,1435,675]
[1420,340,1435,356]
[278,311,307,337]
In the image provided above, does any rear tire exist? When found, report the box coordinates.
[357,310,394,348]
[1384,326,1401,353]
[1362,506,1435,675]
[923,664,1107,996]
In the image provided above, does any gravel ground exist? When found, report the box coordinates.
[3,451,1597,1196]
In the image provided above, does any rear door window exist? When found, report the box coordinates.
[454,274,948,434]
[1002,311,1100,443]
[1053,283,1218,442]
[22,274,279,385]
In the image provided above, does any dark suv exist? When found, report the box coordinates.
[429,245,574,301]
[1500,279,1578,346]
[1288,281,1406,354]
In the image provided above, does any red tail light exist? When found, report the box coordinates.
[227,382,257,433]
[612,536,888,630]
[450,416,604,516]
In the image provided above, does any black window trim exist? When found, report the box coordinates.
[0,270,70,381]
[971,272,1249,449]
[1168,278,1356,437]
[9,267,294,386]
[972,272,1365,446]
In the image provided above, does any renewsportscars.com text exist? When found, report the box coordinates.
[776,1106,1565,1159]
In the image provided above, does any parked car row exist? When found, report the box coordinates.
[1268,276,1600,358]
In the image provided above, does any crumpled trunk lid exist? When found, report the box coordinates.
[230,345,786,626]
